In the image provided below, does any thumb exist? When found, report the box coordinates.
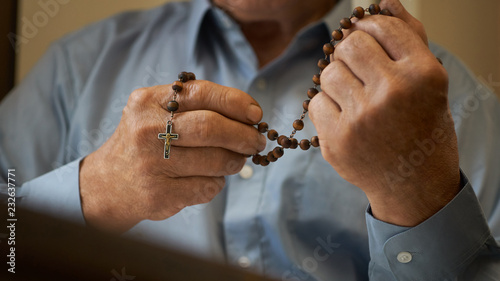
[379,0,428,45]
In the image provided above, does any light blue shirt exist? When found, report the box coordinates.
[1,0,500,280]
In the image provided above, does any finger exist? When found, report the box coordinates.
[308,92,341,127]
[164,147,246,177]
[379,0,428,44]
[154,110,266,155]
[332,31,392,87]
[349,15,428,61]
[320,60,365,108]
[151,80,263,125]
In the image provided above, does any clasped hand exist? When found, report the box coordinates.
[80,81,265,232]
[309,0,461,226]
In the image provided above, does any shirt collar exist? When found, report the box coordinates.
[186,0,353,61]
[186,0,213,61]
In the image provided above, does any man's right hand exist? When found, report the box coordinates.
[79,80,265,233]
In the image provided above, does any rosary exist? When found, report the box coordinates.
[159,4,392,166]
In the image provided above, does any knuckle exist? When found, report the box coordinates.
[128,87,150,106]
[335,30,368,58]
[193,111,220,142]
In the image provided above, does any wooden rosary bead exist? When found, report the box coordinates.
[317,58,330,70]
[267,129,279,141]
[323,43,334,56]
[172,81,183,92]
[311,136,320,147]
[267,151,278,162]
[307,88,319,99]
[178,72,189,82]
[340,18,352,29]
[379,9,392,16]
[353,6,365,19]
[257,122,269,133]
[273,147,284,158]
[167,101,179,112]
[312,74,321,85]
[290,138,298,149]
[332,29,343,41]
[280,137,292,149]
[303,100,310,111]
[369,4,381,15]
[187,72,196,81]
[300,139,311,150]
[252,154,261,165]
[293,119,304,131]
[277,135,287,145]
[259,156,270,166]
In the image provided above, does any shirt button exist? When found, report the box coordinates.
[239,165,254,179]
[238,256,252,268]
[397,251,413,264]
[256,78,267,91]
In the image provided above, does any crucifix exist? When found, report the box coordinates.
[158,121,179,159]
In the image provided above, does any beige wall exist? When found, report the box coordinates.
[16,0,500,96]
[421,0,500,91]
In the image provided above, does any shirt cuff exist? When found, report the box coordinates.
[366,170,492,280]
[18,158,86,225]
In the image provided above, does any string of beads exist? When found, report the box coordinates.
[251,4,392,166]
[163,4,393,166]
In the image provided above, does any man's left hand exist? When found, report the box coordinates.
[309,0,461,226]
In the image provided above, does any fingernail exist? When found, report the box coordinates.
[247,104,263,124]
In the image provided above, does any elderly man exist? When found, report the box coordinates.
[1,0,499,280]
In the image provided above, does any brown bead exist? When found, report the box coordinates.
[257,122,269,133]
[277,135,287,145]
[172,81,183,92]
[290,138,298,149]
[340,18,352,29]
[259,156,270,166]
[167,100,179,112]
[267,151,278,162]
[280,137,292,149]
[311,136,320,147]
[187,72,196,81]
[293,119,304,131]
[369,4,381,15]
[303,100,310,111]
[300,139,311,150]
[379,9,392,16]
[317,59,329,70]
[307,88,319,99]
[312,74,321,85]
[252,154,261,165]
[332,29,343,41]
[323,43,334,56]
[178,72,189,82]
[272,147,284,159]
[267,129,279,141]
[353,6,365,19]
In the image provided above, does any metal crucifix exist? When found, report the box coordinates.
[158,121,179,159]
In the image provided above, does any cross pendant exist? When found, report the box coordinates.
[158,122,179,159]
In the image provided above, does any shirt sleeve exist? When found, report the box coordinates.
[0,41,86,224]
[366,171,499,280]
[0,159,86,224]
